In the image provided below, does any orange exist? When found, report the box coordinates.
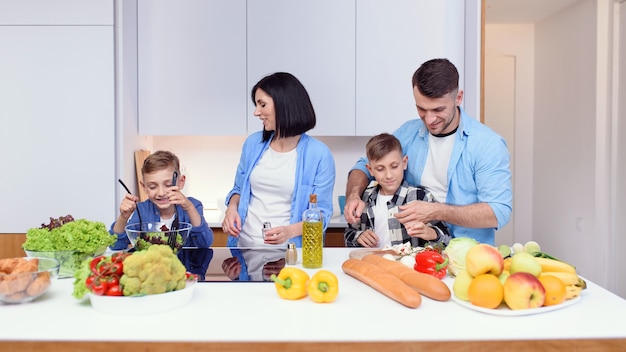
[538,275,566,306]
[467,273,504,309]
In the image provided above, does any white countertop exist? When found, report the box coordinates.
[1,248,625,344]
[204,209,348,228]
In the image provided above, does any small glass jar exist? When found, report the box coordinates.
[285,242,297,265]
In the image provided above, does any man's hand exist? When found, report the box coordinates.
[395,200,435,230]
[344,194,365,224]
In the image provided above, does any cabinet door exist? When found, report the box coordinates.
[356,0,465,136]
[0,0,113,25]
[137,0,247,135]
[247,0,356,136]
[0,26,115,231]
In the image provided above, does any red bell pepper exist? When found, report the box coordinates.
[414,250,449,279]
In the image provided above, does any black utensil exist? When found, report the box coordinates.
[168,171,180,248]
[118,179,143,227]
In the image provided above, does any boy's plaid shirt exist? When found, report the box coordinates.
[344,180,451,247]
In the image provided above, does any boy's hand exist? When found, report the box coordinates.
[357,229,379,248]
[406,221,438,241]
[119,193,138,219]
[167,186,191,210]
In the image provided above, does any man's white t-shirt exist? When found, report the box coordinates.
[420,133,455,203]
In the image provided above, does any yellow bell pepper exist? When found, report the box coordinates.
[270,267,309,300]
[307,270,339,303]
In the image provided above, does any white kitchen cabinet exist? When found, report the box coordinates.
[137,0,247,136]
[0,0,113,25]
[355,0,466,136]
[247,0,356,136]
[0,25,115,232]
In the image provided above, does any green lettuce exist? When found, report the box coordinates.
[23,219,115,254]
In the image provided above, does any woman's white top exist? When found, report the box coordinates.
[239,146,297,248]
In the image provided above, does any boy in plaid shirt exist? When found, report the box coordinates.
[344,133,450,248]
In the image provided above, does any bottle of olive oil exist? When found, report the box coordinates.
[302,194,323,268]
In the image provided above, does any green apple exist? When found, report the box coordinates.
[503,272,546,310]
[452,270,473,301]
[523,240,541,254]
[511,242,524,255]
[465,244,504,277]
[498,270,510,285]
[509,252,542,277]
[497,244,511,258]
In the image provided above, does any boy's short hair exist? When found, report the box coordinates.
[142,150,180,175]
[366,133,402,162]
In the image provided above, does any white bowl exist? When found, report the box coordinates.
[88,280,196,315]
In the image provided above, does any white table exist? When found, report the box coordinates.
[1,248,625,351]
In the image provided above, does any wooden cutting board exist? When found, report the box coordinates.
[134,150,151,202]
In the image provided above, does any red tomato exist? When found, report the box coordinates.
[85,274,97,288]
[105,285,123,296]
[111,252,129,263]
[91,279,108,295]
[109,262,124,276]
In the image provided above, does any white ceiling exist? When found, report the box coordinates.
[485,0,581,24]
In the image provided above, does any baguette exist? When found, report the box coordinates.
[361,254,451,301]
[342,258,422,308]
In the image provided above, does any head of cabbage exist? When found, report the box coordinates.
[442,237,479,277]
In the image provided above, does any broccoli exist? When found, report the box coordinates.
[120,245,187,296]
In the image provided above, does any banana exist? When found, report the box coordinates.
[534,257,576,274]
[565,284,582,300]
[540,271,579,286]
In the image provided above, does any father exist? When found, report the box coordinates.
[344,58,512,245]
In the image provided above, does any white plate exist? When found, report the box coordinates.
[451,293,581,316]
[348,248,397,259]
[89,280,196,315]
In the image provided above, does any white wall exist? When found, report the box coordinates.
[533,0,610,287]
[150,136,371,214]
[485,23,535,246]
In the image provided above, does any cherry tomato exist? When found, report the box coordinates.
[85,274,97,288]
[109,262,124,276]
[111,252,129,263]
[91,279,108,296]
[106,275,120,286]
[105,284,123,296]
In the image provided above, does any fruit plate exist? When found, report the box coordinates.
[451,294,581,316]
[88,280,196,315]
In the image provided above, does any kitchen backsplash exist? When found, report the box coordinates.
[152,135,373,214]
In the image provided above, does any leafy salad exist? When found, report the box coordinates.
[23,215,115,253]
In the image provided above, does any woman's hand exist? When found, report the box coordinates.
[222,206,242,237]
[221,257,241,280]
[356,229,379,248]
[262,224,296,245]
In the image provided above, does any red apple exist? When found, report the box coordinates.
[503,272,546,310]
[465,244,504,277]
